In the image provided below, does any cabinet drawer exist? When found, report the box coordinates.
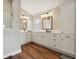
[50,41,57,47]
[52,44,57,47]
[50,38,57,43]
[51,44,58,49]
[52,39,56,41]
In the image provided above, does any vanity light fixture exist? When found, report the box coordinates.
[41,15,45,17]
[44,14,48,16]
[41,14,48,17]
[49,12,52,15]
[41,11,52,18]
[20,15,29,19]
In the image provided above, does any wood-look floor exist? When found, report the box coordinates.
[5,43,61,59]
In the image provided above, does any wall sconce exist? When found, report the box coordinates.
[20,15,29,19]
[48,12,52,15]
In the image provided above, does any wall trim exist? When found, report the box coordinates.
[21,41,33,47]
[3,49,21,58]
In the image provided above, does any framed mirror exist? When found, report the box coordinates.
[20,15,28,32]
[42,16,53,31]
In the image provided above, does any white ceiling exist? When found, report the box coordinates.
[21,0,72,15]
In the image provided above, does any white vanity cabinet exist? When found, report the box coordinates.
[21,32,32,45]
[60,34,75,56]
[33,32,42,44]
[33,32,62,50]
[33,32,75,57]
[49,33,75,56]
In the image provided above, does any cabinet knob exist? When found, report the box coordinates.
[61,32,63,33]
[53,45,56,47]
[65,36,70,38]
[53,35,56,36]
[61,39,63,40]
[53,39,56,41]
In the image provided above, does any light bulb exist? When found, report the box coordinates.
[41,15,44,17]
[20,15,29,19]
[49,12,52,15]
[44,14,48,16]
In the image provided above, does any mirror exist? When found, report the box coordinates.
[42,16,53,31]
[20,15,29,32]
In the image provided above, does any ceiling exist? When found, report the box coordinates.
[21,0,72,15]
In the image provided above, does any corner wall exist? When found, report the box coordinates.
[3,0,21,58]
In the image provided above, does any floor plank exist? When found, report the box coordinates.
[5,43,61,59]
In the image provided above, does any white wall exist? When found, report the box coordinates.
[3,0,33,57]
[52,7,61,30]
[3,0,21,57]
[3,29,21,57]
[60,0,76,34]
[32,7,61,31]
[32,14,41,31]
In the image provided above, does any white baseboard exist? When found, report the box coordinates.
[3,49,21,58]
[21,41,32,45]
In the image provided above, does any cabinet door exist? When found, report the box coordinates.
[60,34,75,55]
[33,32,42,43]
[39,33,50,46]
[33,33,50,47]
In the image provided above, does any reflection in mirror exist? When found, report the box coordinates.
[3,0,13,29]
[20,15,29,32]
